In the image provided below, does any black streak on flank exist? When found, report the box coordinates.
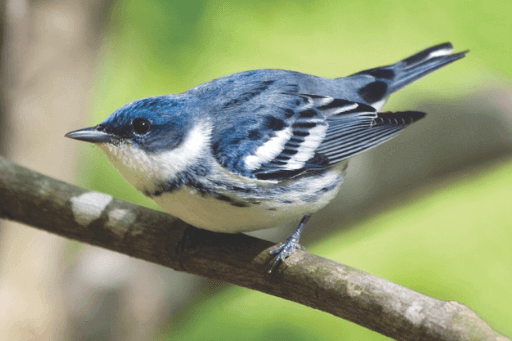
[358,81,388,103]
[231,185,253,194]
[255,169,304,181]
[215,194,251,208]
[320,181,339,193]
[301,182,338,202]
[230,201,251,208]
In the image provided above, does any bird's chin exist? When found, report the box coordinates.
[97,142,162,193]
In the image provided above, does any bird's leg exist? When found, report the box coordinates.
[268,215,311,273]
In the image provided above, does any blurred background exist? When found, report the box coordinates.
[1,0,511,340]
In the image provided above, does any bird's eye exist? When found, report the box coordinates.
[132,118,150,135]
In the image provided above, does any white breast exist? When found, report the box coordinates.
[153,189,298,233]
[152,167,344,233]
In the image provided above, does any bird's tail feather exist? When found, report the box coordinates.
[389,43,467,93]
[350,42,468,96]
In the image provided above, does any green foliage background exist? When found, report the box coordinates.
[78,0,512,339]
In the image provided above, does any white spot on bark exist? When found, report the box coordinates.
[106,208,136,237]
[405,301,425,326]
[37,179,51,195]
[70,192,112,226]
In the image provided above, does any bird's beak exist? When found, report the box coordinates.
[65,126,115,143]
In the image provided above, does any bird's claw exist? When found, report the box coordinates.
[267,215,310,274]
[267,238,304,274]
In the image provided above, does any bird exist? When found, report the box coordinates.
[66,42,467,272]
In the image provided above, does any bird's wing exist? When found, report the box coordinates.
[211,90,424,181]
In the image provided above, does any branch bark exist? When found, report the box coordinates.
[0,155,508,341]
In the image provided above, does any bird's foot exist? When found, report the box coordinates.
[268,235,303,274]
[267,215,310,274]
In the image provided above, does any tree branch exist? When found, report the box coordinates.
[0,155,508,341]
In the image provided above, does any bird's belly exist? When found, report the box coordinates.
[152,183,340,233]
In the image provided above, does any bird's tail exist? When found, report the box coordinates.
[350,43,468,96]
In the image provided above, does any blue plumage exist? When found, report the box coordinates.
[66,43,467,272]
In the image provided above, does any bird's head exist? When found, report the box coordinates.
[66,96,193,151]
[65,95,212,192]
